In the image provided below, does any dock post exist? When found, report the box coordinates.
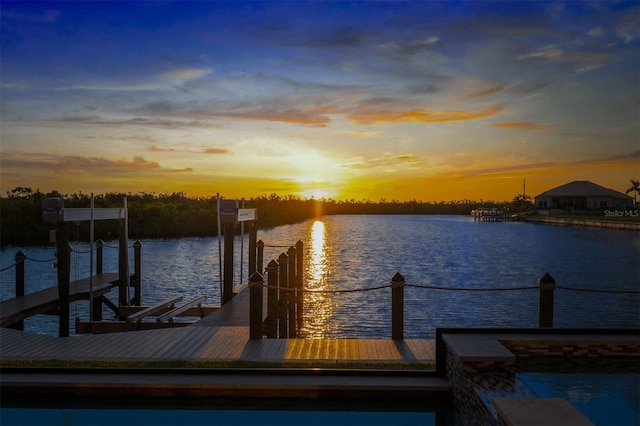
[248,221,258,276]
[257,240,264,274]
[133,240,142,305]
[249,271,264,339]
[222,222,235,305]
[96,239,103,274]
[391,272,405,340]
[278,252,289,338]
[265,259,279,338]
[538,272,556,328]
[92,241,104,321]
[295,240,304,329]
[287,245,297,338]
[56,222,71,337]
[11,251,26,330]
[118,220,128,306]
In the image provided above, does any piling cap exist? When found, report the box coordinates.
[391,272,405,283]
[249,271,263,282]
[538,272,556,285]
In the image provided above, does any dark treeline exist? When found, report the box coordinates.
[1,187,526,245]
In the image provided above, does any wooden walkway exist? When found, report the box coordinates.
[0,286,436,365]
[0,273,119,328]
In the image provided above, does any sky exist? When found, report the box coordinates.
[1,1,639,202]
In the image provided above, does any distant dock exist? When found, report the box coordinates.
[471,208,523,222]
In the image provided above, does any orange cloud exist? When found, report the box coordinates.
[346,104,502,125]
[202,147,230,154]
[148,145,230,154]
[492,122,554,131]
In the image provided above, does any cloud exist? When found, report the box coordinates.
[343,154,420,170]
[616,6,640,43]
[588,26,605,38]
[0,153,191,176]
[148,145,177,153]
[518,45,565,60]
[517,42,613,74]
[346,104,503,125]
[202,147,230,154]
[148,145,230,155]
[464,83,547,100]
[222,107,331,127]
[58,68,212,92]
[375,37,439,56]
[492,122,554,131]
[466,150,640,178]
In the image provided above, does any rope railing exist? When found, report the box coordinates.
[249,281,392,293]
[407,283,540,292]
[24,255,56,263]
[248,280,639,295]
[555,286,640,294]
[250,266,640,340]
[0,263,17,272]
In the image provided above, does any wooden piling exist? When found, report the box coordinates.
[257,240,264,275]
[278,252,288,338]
[287,245,297,338]
[118,220,128,306]
[538,272,556,328]
[249,271,264,339]
[222,222,235,305]
[96,239,104,274]
[391,272,405,340]
[296,240,304,328]
[265,259,279,338]
[248,221,258,276]
[56,222,70,337]
[11,251,26,330]
[133,240,142,306]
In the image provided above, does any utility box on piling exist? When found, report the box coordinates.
[42,198,64,223]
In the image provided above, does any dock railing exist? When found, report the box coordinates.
[249,254,640,340]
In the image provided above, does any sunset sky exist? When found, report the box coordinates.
[1,1,638,202]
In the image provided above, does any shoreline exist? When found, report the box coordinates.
[524,216,640,230]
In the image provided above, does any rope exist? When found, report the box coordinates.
[249,280,638,295]
[25,255,56,263]
[556,286,640,294]
[250,282,391,293]
[101,242,135,249]
[407,283,540,292]
[0,263,17,272]
[263,244,293,248]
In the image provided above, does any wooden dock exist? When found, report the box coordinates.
[0,273,119,328]
[0,285,444,401]
[0,287,436,365]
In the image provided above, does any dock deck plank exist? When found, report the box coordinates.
[1,286,435,366]
[0,273,120,327]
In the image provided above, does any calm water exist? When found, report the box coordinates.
[1,215,639,338]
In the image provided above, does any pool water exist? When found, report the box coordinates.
[0,408,439,426]
[518,373,640,426]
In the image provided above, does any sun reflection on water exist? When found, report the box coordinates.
[302,220,333,338]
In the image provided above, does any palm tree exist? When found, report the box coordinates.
[626,179,640,205]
